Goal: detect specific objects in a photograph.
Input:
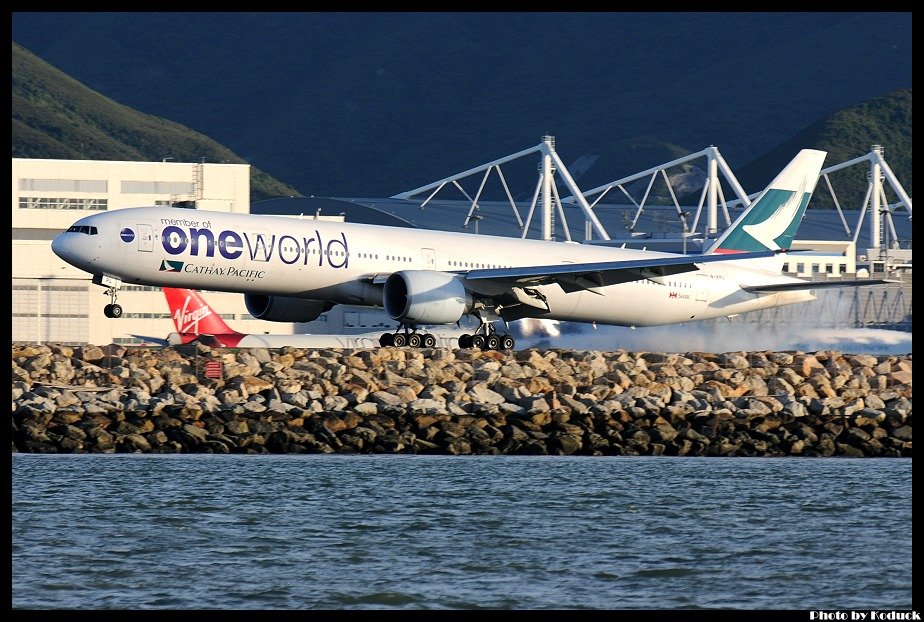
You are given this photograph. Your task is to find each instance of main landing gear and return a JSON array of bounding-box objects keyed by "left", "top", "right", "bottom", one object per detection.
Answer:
[
  {"left": 379, "top": 327, "right": 438, "bottom": 348},
  {"left": 457, "top": 322, "right": 515, "bottom": 351},
  {"left": 378, "top": 317, "right": 516, "bottom": 350}
]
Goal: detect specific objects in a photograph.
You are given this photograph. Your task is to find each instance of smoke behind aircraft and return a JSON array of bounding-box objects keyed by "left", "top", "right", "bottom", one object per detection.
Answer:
[{"left": 510, "top": 319, "right": 911, "bottom": 355}]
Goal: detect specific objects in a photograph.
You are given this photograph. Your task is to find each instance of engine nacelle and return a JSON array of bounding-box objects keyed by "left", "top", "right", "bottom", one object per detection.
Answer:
[
  {"left": 244, "top": 294, "right": 332, "bottom": 322},
  {"left": 383, "top": 270, "right": 473, "bottom": 325}
]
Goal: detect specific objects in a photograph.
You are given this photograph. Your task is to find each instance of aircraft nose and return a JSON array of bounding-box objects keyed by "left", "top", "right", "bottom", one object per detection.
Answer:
[
  {"left": 52, "top": 230, "right": 92, "bottom": 269},
  {"left": 51, "top": 232, "right": 72, "bottom": 262}
]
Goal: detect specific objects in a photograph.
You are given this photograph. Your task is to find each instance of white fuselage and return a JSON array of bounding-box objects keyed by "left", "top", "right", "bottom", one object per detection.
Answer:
[{"left": 52, "top": 206, "right": 815, "bottom": 327}]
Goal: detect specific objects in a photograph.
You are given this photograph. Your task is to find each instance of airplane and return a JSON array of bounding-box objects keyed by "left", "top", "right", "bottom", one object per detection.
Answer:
[
  {"left": 51, "top": 149, "right": 894, "bottom": 350},
  {"left": 158, "top": 287, "right": 463, "bottom": 348}
]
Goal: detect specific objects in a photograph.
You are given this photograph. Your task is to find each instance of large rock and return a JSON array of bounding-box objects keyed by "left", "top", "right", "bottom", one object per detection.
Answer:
[{"left": 467, "top": 384, "right": 506, "bottom": 405}]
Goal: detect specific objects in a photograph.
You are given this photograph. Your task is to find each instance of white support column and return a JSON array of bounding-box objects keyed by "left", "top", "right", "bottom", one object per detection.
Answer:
[
  {"left": 541, "top": 137, "right": 554, "bottom": 241},
  {"left": 707, "top": 152, "right": 719, "bottom": 234},
  {"left": 870, "top": 145, "right": 882, "bottom": 251}
]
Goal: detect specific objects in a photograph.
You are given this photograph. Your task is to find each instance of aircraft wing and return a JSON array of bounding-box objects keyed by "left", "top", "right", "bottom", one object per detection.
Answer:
[
  {"left": 741, "top": 278, "right": 900, "bottom": 293},
  {"left": 464, "top": 250, "right": 778, "bottom": 294}
]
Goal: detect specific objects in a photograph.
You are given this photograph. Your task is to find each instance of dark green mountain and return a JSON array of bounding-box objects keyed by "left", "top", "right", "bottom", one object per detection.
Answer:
[
  {"left": 11, "top": 42, "right": 301, "bottom": 202},
  {"left": 11, "top": 34, "right": 912, "bottom": 211},
  {"left": 734, "top": 89, "right": 912, "bottom": 207},
  {"left": 11, "top": 12, "right": 912, "bottom": 198}
]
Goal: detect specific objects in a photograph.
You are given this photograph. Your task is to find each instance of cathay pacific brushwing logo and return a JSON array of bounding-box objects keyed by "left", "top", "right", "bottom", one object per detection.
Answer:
[
  {"left": 741, "top": 177, "right": 809, "bottom": 251},
  {"left": 159, "top": 260, "right": 184, "bottom": 272}
]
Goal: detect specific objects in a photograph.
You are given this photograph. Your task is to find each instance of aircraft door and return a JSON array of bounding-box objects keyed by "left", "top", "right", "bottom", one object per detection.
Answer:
[
  {"left": 138, "top": 224, "right": 154, "bottom": 252},
  {"left": 421, "top": 248, "right": 436, "bottom": 270}
]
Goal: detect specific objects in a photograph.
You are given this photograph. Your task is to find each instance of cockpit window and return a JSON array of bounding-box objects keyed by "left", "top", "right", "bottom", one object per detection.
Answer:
[{"left": 66, "top": 225, "right": 98, "bottom": 235}]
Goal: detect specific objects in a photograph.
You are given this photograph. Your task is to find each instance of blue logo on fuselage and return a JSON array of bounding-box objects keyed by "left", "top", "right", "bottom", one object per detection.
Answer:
[
  {"left": 120, "top": 228, "right": 135, "bottom": 243},
  {"left": 160, "top": 223, "right": 349, "bottom": 269}
]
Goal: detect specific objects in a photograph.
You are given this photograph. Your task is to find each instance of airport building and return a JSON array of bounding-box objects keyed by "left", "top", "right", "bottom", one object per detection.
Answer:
[{"left": 13, "top": 158, "right": 263, "bottom": 345}]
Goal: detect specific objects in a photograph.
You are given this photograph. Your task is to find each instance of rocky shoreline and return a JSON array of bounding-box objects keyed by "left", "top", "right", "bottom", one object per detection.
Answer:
[{"left": 11, "top": 343, "right": 912, "bottom": 457}]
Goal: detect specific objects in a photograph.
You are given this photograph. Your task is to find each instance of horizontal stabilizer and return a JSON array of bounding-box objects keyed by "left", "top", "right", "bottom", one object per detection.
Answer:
[
  {"left": 129, "top": 334, "right": 170, "bottom": 346},
  {"left": 741, "top": 278, "right": 899, "bottom": 293}
]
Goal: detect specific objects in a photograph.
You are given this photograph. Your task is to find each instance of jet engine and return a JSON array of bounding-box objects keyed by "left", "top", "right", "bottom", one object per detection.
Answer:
[
  {"left": 383, "top": 270, "right": 474, "bottom": 325},
  {"left": 244, "top": 294, "right": 332, "bottom": 322}
]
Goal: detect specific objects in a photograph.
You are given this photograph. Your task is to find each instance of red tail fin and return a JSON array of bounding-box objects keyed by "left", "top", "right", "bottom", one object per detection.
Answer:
[{"left": 163, "top": 288, "right": 239, "bottom": 336}]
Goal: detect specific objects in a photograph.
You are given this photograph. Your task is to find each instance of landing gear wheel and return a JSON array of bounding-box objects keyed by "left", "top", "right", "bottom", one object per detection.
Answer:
[
  {"left": 501, "top": 335, "right": 516, "bottom": 350},
  {"left": 379, "top": 333, "right": 394, "bottom": 347},
  {"left": 392, "top": 333, "right": 407, "bottom": 347},
  {"left": 458, "top": 334, "right": 473, "bottom": 349},
  {"left": 102, "top": 285, "right": 123, "bottom": 319},
  {"left": 471, "top": 334, "right": 486, "bottom": 349},
  {"left": 486, "top": 335, "right": 501, "bottom": 350},
  {"left": 422, "top": 334, "right": 436, "bottom": 348},
  {"left": 104, "top": 303, "right": 123, "bottom": 318},
  {"left": 407, "top": 333, "right": 422, "bottom": 348}
]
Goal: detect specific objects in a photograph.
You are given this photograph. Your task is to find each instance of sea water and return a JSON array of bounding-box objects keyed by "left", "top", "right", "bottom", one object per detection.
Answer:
[{"left": 12, "top": 454, "right": 912, "bottom": 610}]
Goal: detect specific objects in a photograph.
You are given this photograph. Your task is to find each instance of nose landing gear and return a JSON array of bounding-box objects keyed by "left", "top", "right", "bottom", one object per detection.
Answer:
[
  {"left": 102, "top": 285, "right": 123, "bottom": 318},
  {"left": 93, "top": 275, "right": 124, "bottom": 318}
]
